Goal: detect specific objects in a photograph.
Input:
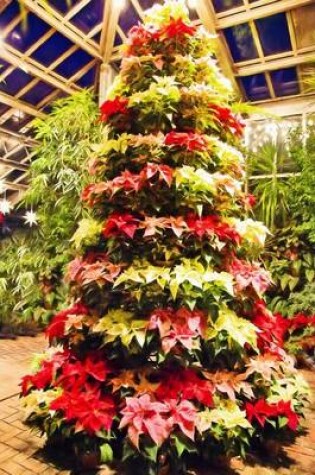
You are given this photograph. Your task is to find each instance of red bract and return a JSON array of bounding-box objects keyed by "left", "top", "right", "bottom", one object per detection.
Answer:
[
  {"left": 103, "top": 212, "right": 139, "bottom": 239},
  {"left": 45, "top": 302, "right": 89, "bottom": 342},
  {"left": 288, "top": 313, "right": 315, "bottom": 331},
  {"left": 252, "top": 300, "right": 290, "bottom": 353},
  {"left": 100, "top": 97, "right": 129, "bottom": 123},
  {"left": 156, "top": 368, "right": 214, "bottom": 407},
  {"left": 51, "top": 389, "right": 115, "bottom": 434},
  {"left": 164, "top": 131, "right": 208, "bottom": 151},
  {"left": 246, "top": 399, "right": 299, "bottom": 430},
  {"left": 57, "top": 354, "right": 111, "bottom": 391},
  {"left": 20, "top": 350, "right": 70, "bottom": 395},
  {"left": 128, "top": 24, "right": 158, "bottom": 47},
  {"left": 160, "top": 18, "right": 197, "bottom": 38},
  {"left": 186, "top": 213, "right": 240, "bottom": 243},
  {"left": 211, "top": 104, "right": 245, "bottom": 137}
]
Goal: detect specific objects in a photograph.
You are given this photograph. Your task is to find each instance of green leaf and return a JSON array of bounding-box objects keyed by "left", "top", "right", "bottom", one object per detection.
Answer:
[
  {"left": 100, "top": 443, "right": 113, "bottom": 463},
  {"left": 306, "top": 269, "right": 315, "bottom": 283},
  {"left": 144, "top": 444, "right": 158, "bottom": 462},
  {"left": 173, "top": 434, "right": 196, "bottom": 457}
]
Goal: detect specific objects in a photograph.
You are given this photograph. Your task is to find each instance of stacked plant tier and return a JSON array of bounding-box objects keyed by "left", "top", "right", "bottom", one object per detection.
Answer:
[{"left": 21, "top": 2, "right": 309, "bottom": 473}]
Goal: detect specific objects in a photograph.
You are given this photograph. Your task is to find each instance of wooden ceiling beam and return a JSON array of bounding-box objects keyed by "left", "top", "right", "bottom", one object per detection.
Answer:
[
  {"left": 216, "top": 0, "right": 314, "bottom": 29},
  {"left": 1, "top": 46, "right": 79, "bottom": 95},
  {"left": 0, "top": 158, "right": 28, "bottom": 172},
  {"left": 100, "top": 0, "right": 122, "bottom": 63},
  {"left": 251, "top": 93, "right": 315, "bottom": 116},
  {"left": 1, "top": 181, "right": 28, "bottom": 191},
  {"left": 0, "top": 126, "right": 37, "bottom": 145},
  {"left": 20, "top": 0, "right": 102, "bottom": 60},
  {"left": 0, "top": 91, "right": 46, "bottom": 118},
  {"left": 236, "top": 50, "right": 315, "bottom": 76}
]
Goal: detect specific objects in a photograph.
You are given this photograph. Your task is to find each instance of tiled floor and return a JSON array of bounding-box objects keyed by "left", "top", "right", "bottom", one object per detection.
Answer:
[{"left": 0, "top": 335, "right": 314, "bottom": 474}]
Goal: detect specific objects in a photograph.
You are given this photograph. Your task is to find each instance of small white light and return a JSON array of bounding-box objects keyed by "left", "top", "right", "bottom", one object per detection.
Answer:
[
  {"left": 0, "top": 199, "right": 12, "bottom": 215},
  {"left": 187, "top": 0, "right": 198, "bottom": 8},
  {"left": 116, "top": 0, "right": 127, "bottom": 10},
  {"left": 23, "top": 210, "right": 38, "bottom": 227}
]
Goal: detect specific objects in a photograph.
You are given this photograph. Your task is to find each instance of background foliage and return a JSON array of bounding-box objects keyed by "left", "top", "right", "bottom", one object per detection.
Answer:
[{"left": 0, "top": 90, "right": 101, "bottom": 329}]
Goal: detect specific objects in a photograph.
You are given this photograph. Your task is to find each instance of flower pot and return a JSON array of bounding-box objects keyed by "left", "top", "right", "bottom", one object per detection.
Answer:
[
  {"left": 76, "top": 449, "right": 100, "bottom": 470},
  {"left": 209, "top": 454, "right": 231, "bottom": 469},
  {"left": 260, "top": 438, "right": 281, "bottom": 458}
]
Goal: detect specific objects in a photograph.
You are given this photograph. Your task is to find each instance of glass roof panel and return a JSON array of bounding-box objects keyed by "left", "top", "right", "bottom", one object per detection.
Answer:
[
  {"left": 31, "top": 32, "right": 74, "bottom": 67},
  {"left": 1, "top": 114, "right": 33, "bottom": 133},
  {"left": 114, "top": 32, "right": 123, "bottom": 47},
  {"left": 76, "top": 66, "right": 97, "bottom": 88},
  {"left": 212, "top": 0, "right": 244, "bottom": 13},
  {"left": 239, "top": 73, "right": 270, "bottom": 101},
  {"left": 54, "top": 49, "right": 94, "bottom": 78},
  {"left": 223, "top": 23, "right": 258, "bottom": 62},
  {"left": 270, "top": 67, "right": 299, "bottom": 97},
  {"left": 71, "top": 0, "right": 105, "bottom": 34},
  {"left": 0, "top": 2, "right": 19, "bottom": 29},
  {"left": 119, "top": 1, "right": 141, "bottom": 35},
  {"left": 0, "top": 69, "right": 33, "bottom": 95},
  {"left": 5, "top": 14, "right": 50, "bottom": 53},
  {"left": 20, "top": 82, "right": 55, "bottom": 106},
  {"left": 47, "top": 0, "right": 82, "bottom": 15},
  {"left": 255, "top": 13, "right": 292, "bottom": 56}
]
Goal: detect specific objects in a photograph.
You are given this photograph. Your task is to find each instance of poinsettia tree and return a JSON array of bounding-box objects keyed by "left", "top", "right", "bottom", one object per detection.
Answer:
[{"left": 21, "top": 2, "right": 309, "bottom": 473}]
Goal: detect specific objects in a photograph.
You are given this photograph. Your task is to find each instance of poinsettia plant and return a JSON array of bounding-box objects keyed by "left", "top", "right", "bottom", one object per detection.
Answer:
[{"left": 21, "top": 2, "right": 309, "bottom": 473}]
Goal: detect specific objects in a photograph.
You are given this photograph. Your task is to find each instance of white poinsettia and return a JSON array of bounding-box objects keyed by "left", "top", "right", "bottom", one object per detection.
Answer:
[{"left": 197, "top": 400, "right": 252, "bottom": 433}]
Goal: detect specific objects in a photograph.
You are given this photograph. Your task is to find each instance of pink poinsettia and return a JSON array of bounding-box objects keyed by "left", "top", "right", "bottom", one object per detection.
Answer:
[
  {"left": 228, "top": 258, "right": 271, "bottom": 295},
  {"left": 148, "top": 307, "right": 207, "bottom": 354},
  {"left": 165, "top": 399, "right": 196, "bottom": 440},
  {"left": 164, "top": 131, "right": 208, "bottom": 151},
  {"left": 119, "top": 394, "right": 171, "bottom": 448}
]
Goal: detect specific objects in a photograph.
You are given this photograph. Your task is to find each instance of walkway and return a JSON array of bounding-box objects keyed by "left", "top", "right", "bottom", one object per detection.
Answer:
[{"left": 0, "top": 335, "right": 314, "bottom": 474}]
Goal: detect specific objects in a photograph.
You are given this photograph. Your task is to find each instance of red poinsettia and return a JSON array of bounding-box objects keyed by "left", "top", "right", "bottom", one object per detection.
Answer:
[
  {"left": 251, "top": 300, "right": 290, "bottom": 353},
  {"left": 164, "top": 131, "right": 208, "bottom": 152},
  {"left": 287, "top": 313, "right": 315, "bottom": 331},
  {"left": 119, "top": 394, "right": 171, "bottom": 448},
  {"left": 45, "top": 302, "right": 89, "bottom": 342},
  {"left": 211, "top": 104, "right": 245, "bottom": 137},
  {"left": 102, "top": 212, "right": 139, "bottom": 239},
  {"left": 246, "top": 399, "right": 299, "bottom": 430},
  {"left": 186, "top": 213, "right": 240, "bottom": 243},
  {"left": 20, "top": 350, "right": 70, "bottom": 395},
  {"left": 160, "top": 18, "right": 197, "bottom": 39},
  {"left": 51, "top": 388, "right": 116, "bottom": 434},
  {"left": 100, "top": 97, "right": 129, "bottom": 123},
  {"left": 156, "top": 368, "right": 214, "bottom": 407},
  {"left": 57, "top": 353, "right": 111, "bottom": 391}
]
